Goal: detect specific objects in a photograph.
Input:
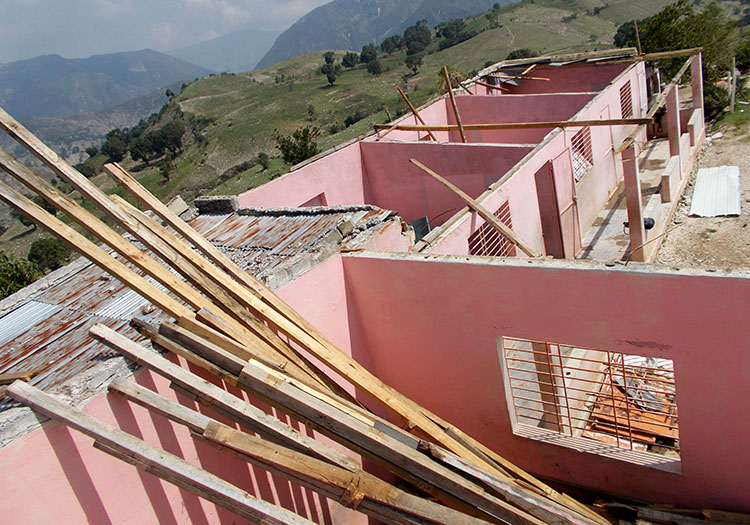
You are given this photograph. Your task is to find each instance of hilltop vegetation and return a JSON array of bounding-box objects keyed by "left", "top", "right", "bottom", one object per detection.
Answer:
[{"left": 2, "top": 0, "right": 746, "bottom": 274}]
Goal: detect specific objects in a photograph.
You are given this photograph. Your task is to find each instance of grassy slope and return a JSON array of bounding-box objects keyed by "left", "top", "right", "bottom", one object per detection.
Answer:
[{"left": 0, "top": 0, "right": 676, "bottom": 259}]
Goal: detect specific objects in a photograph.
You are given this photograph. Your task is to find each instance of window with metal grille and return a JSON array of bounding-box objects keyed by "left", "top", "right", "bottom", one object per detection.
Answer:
[
  {"left": 500, "top": 337, "right": 680, "bottom": 463},
  {"left": 620, "top": 81, "right": 633, "bottom": 118},
  {"left": 570, "top": 127, "right": 593, "bottom": 182},
  {"left": 468, "top": 201, "right": 517, "bottom": 257}
]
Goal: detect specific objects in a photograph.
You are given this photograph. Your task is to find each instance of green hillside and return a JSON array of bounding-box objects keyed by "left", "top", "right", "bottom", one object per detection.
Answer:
[
  {"left": 0, "top": 0, "right": 684, "bottom": 260},
  {"left": 108, "top": 0, "right": 676, "bottom": 203}
]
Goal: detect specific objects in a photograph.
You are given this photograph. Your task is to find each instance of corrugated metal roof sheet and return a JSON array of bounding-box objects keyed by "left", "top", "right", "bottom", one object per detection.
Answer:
[
  {"left": 0, "top": 301, "right": 61, "bottom": 347},
  {"left": 689, "top": 166, "right": 742, "bottom": 217},
  {"left": 0, "top": 205, "right": 393, "bottom": 402}
]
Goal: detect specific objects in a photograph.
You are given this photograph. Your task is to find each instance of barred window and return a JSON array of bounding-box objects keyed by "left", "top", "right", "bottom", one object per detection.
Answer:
[
  {"left": 570, "top": 127, "right": 593, "bottom": 182},
  {"left": 620, "top": 81, "right": 633, "bottom": 118},
  {"left": 468, "top": 201, "right": 517, "bottom": 257}
]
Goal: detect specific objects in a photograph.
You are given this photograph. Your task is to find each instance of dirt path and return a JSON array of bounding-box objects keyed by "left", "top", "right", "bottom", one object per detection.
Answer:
[{"left": 655, "top": 123, "right": 750, "bottom": 269}]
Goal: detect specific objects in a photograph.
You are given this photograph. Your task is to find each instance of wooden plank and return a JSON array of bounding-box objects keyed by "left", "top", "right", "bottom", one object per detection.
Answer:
[
  {"left": 89, "top": 323, "right": 359, "bottom": 470},
  {"left": 398, "top": 87, "right": 438, "bottom": 141},
  {"left": 204, "top": 422, "right": 488, "bottom": 525},
  {"left": 108, "top": 380, "right": 438, "bottom": 525},
  {"left": 374, "top": 118, "right": 651, "bottom": 132},
  {"left": 421, "top": 442, "right": 596, "bottom": 525},
  {"left": 109, "top": 195, "right": 336, "bottom": 393},
  {"left": 410, "top": 159, "right": 540, "bottom": 258},
  {"left": 0, "top": 146, "right": 209, "bottom": 311},
  {"left": 472, "top": 80, "right": 509, "bottom": 92},
  {"left": 0, "top": 370, "right": 41, "bottom": 385},
  {"left": 6, "top": 380, "right": 311, "bottom": 525},
  {"left": 237, "top": 360, "right": 576, "bottom": 525},
  {"left": 97, "top": 163, "right": 559, "bottom": 493},
  {"left": 0, "top": 180, "right": 192, "bottom": 320},
  {"left": 443, "top": 66, "right": 468, "bottom": 143},
  {"left": 499, "top": 48, "right": 638, "bottom": 68}
]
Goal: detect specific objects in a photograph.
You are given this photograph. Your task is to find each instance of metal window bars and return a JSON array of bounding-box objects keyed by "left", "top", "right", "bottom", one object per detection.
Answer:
[
  {"left": 502, "top": 337, "right": 679, "bottom": 456},
  {"left": 468, "top": 200, "right": 517, "bottom": 257}
]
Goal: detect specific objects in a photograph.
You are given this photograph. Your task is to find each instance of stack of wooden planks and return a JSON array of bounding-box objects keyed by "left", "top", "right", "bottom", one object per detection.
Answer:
[{"left": 0, "top": 105, "right": 608, "bottom": 524}]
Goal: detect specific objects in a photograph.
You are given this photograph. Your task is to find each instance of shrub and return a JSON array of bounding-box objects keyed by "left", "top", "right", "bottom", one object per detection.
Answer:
[
  {"left": 0, "top": 253, "right": 40, "bottom": 299},
  {"left": 273, "top": 126, "right": 322, "bottom": 165},
  {"left": 28, "top": 236, "right": 71, "bottom": 272}
]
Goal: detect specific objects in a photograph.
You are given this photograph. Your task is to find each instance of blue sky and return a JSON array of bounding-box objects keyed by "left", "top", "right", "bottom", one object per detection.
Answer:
[{"left": 0, "top": 0, "right": 330, "bottom": 63}]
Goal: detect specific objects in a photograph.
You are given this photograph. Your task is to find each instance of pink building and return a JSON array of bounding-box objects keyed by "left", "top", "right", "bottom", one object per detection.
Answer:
[{"left": 1, "top": 48, "right": 748, "bottom": 523}]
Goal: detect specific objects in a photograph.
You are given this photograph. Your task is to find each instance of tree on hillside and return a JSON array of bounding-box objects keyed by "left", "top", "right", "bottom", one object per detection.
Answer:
[
  {"left": 85, "top": 146, "right": 98, "bottom": 158},
  {"left": 381, "top": 35, "right": 402, "bottom": 55},
  {"left": 0, "top": 253, "right": 40, "bottom": 299},
  {"left": 273, "top": 126, "right": 321, "bottom": 165},
  {"left": 405, "top": 53, "right": 423, "bottom": 74},
  {"left": 342, "top": 52, "right": 359, "bottom": 68},
  {"left": 613, "top": 0, "right": 732, "bottom": 118},
  {"left": 101, "top": 134, "right": 127, "bottom": 162},
  {"left": 321, "top": 61, "right": 342, "bottom": 85},
  {"left": 322, "top": 51, "right": 336, "bottom": 64},
  {"left": 360, "top": 44, "right": 377, "bottom": 63},
  {"left": 403, "top": 21, "right": 432, "bottom": 55},
  {"left": 367, "top": 59, "right": 383, "bottom": 76},
  {"left": 159, "top": 121, "right": 185, "bottom": 156}
]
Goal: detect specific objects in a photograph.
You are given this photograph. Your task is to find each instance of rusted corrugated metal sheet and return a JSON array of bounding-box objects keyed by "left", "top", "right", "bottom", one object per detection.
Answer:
[{"left": 0, "top": 205, "right": 392, "bottom": 402}]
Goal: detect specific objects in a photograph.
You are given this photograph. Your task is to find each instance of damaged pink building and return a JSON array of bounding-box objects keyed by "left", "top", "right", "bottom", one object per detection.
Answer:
[{"left": 0, "top": 47, "right": 748, "bottom": 523}]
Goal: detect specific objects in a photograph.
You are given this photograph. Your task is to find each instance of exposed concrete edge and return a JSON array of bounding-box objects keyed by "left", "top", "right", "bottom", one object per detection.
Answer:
[
  {"left": 343, "top": 249, "right": 750, "bottom": 279},
  {"left": 236, "top": 204, "right": 382, "bottom": 217}
]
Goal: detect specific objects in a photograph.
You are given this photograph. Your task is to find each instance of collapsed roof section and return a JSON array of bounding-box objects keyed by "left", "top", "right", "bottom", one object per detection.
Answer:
[{"left": 0, "top": 200, "right": 399, "bottom": 416}]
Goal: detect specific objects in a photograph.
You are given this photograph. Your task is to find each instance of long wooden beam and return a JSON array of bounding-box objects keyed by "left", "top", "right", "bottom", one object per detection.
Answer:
[
  {"left": 0, "top": 147, "right": 208, "bottom": 310},
  {"left": 6, "top": 381, "right": 311, "bottom": 525},
  {"left": 374, "top": 117, "right": 651, "bottom": 132},
  {"left": 443, "top": 66, "right": 468, "bottom": 143},
  {"left": 110, "top": 380, "right": 480, "bottom": 525},
  {"left": 615, "top": 54, "right": 696, "bottom": 154},
  {"left": 410, "top": 159, "right": 541, "bottom": 258},
  {"left": 0, "top": 180, "right": 192, "bottom": 319},
  {"left": 398, "top": 87, "right": 438, "bottom": 141}
]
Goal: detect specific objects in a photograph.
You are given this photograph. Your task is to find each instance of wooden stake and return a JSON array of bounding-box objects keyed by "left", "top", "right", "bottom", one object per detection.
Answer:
[
  {"left": 634, "top": 19, "right": 642, "bottom": 55},
  {"left": 616, "top": 54, "right": 695, "bottom": 154},
  {"left": 397, "top": 87, "right": 438, "bottom": 141},
  {"left": 410, "top": 158, "right": 541, "bottom": 257},
  {"left": 473, "top": 79, "right": 509, "bottom": 92},
  {"left": 443, "top": 66, "right": 468, "bottom": 143}
]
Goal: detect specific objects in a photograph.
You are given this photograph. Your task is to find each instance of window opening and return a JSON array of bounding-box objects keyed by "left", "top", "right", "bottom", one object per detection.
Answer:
[
  {"left": 501, "top": 337, "right": 679, "bottom": 459},
  {"left": 570, "top": 128, "right": 593, "bottom": 182},
  {"left": 468, "top": 201, "right": 516, "bottom": 257},
  {"left": 620, "top": 81, "right": 634, "bottom": 119}
]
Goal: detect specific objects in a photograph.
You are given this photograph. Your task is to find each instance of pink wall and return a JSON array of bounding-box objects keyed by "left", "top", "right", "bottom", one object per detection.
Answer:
[
  {"left": 0, "top": 256, "right": 373, "bottom": 525},
  {"left": 239, "top": 142, "right": 372, "bottom": 208},
  {"left": 426, "top": 63, "right": 645, "bottom": 258},
  {"left": 342, "top": 253, "right": 750, "bottom": 512},
  {"left": 503, "top": 63, "right": 631, "bottom": 94},
  {"left": 360, "top": 141, "right": 532, "bottom": 225},
  {"left": 380, "top": 99, "right": 451, "bottom": 143},
  {"left": 452, "top": 94, "right": 595, "bottom": 144}
]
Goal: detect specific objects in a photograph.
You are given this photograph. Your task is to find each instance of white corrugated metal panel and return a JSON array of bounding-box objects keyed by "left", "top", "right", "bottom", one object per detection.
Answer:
[
  {"left": 689, "top": 166, "right": 742, "bottom": 217},
  {"left": 93, "top": 275, "right": 169, "bottom": 320},
  {"left": 0, "top": 301, "right": 61, "bottom": 346}
]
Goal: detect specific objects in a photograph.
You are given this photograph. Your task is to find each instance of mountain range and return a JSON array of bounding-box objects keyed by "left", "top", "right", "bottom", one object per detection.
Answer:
[
  {"left": 256, "top": 0, "right": 516, "bottom": 69},
  {"left": 0, "top": 49, "right": 210, "bottom": 119},
  {"left": 169, "top": 28, "right": 282, "bottom": 73}
]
